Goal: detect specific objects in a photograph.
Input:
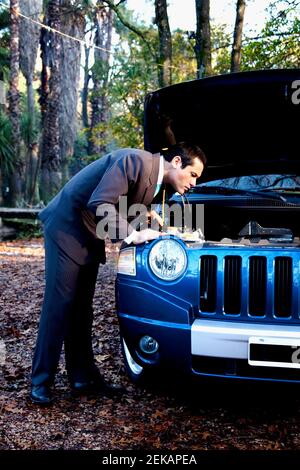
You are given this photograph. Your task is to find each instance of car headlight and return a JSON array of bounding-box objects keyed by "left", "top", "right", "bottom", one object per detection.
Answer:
[
  {"left": 149, "top": 239, "right": 187, "bottom": 281},
  {"left": 117, "top": 247, "right": 136, "bottom": 276}
]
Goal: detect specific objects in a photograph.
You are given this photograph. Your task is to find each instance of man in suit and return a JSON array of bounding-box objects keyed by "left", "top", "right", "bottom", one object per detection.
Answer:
[{"left": 31, "top": 143, "right": 206, "bottom": 405}]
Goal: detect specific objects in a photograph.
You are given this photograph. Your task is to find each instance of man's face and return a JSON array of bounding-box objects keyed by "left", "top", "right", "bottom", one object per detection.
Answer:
[{"left": 169, "top": 156, "right": 204, "bottom": 195}]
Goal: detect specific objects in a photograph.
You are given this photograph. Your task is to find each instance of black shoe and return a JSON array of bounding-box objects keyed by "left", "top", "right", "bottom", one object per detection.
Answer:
[
  {"left": 30, "top": 384, "right": 53, "bottom": 405},
  {"left": 71, "top": 379, "right": 125, "bottom": 398}
]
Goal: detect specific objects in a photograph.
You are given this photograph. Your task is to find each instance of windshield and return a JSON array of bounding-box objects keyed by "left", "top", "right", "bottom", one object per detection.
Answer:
[{"left": 193, "top": 175, "right": 300, "bottom": 192}]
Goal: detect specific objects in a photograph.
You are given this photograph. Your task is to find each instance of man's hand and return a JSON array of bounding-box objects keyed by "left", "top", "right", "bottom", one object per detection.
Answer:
[
  {"left": 148, "top": 210, "right": 164, "bottom": 228},
  {"left": 132, "top": 228, "right": 166, "bottom": 245}
]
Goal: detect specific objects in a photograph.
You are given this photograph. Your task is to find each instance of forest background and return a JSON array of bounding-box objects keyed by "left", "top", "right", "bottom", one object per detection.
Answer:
[{"left": 0, "top": 0, "right": 299, "bottom": 208}]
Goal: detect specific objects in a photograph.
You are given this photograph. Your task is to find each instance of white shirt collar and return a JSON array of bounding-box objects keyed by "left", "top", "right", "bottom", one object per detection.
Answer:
[{"left": 153, "top": 155, "right": 164, "bottom": 197}]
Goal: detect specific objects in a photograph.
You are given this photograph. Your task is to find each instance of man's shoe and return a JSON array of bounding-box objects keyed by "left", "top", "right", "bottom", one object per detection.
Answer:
[
  {"left": 71, "top": 379, "right": 125, "bottom": 398},
  {"left": 30, "top": 385, "right": 53, "bottom": 405}
]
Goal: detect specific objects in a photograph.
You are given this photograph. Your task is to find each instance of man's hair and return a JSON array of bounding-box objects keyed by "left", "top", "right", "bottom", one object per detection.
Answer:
[{"left": 161, "top": 142, "right": 207, "bottom": 169}]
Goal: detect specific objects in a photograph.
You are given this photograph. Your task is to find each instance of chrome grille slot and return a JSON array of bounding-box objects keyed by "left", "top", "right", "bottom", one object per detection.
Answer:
[
  {"left": 224, "top": 256, "right": 241, "bottom": 314},
  {"left": 200, "top": 255, "right": 217, "bottom": 312},
  {"left": 274, "top": 257, "right": 293, "bottom": 317},
  {"left": 249, "top": 256, "right": 267, "bottom": 316}
]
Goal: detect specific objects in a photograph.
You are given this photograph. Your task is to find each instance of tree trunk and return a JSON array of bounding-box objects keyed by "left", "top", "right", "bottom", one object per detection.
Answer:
[
  {"left": 40, "top": 0, "right": 62, "bottom": 203},
  {"left": 231, "top": 0, "right": 246, "bottom": 73},
  {"left": 82, "top": 43, "right": 91, "bottom": 129},
  {"left": 8, "top": 0, "right": 22, "bottom": 206},
  {"left": 88, "top": 2, "right": 113, "bottom": 156},
  {"left": 26, "top": 79, "right": 39, "bottom": 204},
  {"left": 194, "top": 0, "right": 212, "bottom": 78},
  {"left": 19, "top": 0, "right": 42, "bottom": 205},
  {"left": 39, "top": 26, "right": 50, "bottom": 128},
  {"left": 59, "top": 1, "right": 85, "bottom": 184},
  {"left": 154, "top": 0, "right": 172, "bottom": 87},
  {"left": 28, "top": 142, "right": 39, "bottom": 204}
]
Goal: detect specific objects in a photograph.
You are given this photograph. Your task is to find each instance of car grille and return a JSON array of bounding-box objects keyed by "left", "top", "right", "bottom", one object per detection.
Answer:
[{"left": 199, "top": 251, "right": 299, "bottom": 321}]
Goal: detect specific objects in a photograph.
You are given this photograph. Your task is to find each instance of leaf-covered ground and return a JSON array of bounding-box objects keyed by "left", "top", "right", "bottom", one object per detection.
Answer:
[{"left": 1, "top": 238, "right": 300, "bottom": 450}]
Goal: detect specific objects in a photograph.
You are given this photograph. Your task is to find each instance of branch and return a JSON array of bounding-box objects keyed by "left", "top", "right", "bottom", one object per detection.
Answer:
[
  {"left": 102, "top": 0, "right": 157, "bottom": 60},
  {"left": 211, "top": 30, "right": 300, "bottom": 52}
]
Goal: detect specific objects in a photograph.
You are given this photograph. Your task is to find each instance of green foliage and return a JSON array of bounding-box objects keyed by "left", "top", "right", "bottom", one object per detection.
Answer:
[
  {"left": 105, "top": 6, "right": 210, "bottom": 149},
  {"left": 77, "top": 0, "right": 97, "bottom": 13},
  {"left": 109, "top": 112, "right": 143, "bottom": 148},
  {"left": 91, "top": 57, "right": 110, "bottom": 83},
  {"left": 171, "top": 30, "right": 197, "bottom": 82},
  {"left": 0, "top": 110, "right": 14, "bottom": 175},
  {"left": 0, "top": 4, "right": 10, "bottom": 78},
  {"left": 99, "top": 12, "right": 235, "bottom": 149},
  {"left": 104, "top": 22, "right": 158, "bottom": 148},
  {"left": 187, "top": 24, "right": 232, "bottom": 76},
  {"left": 0, "top": 2, "right": 9, "bottom": 30},
  {"left": 4, "top": 218, "right": 43, "bottom": 239},
  {"left": 211, "top": 25, "right": 232, "bottom": 75},
  {"left": 0, "top": 30, "right": 9, "bottom": 50},
  {"left": 19, "top": 89, "right": 41, "bottom": 134},
  {"left": 241, "top": 1, "right": 300, "bottom": 70},
  {"left": 21, "top": 111, "right": 40, "bottom": 148},
  {"left": 0, "top": 46, "right": 9, "bottom": 67},
  {"left": 68, "top": 131, "right": 91, "bottom": 175}
]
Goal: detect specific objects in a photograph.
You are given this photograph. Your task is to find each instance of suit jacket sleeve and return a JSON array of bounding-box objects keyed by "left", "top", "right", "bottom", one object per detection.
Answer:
[{"left": 87, "top": 152, "right": 148, "bottom": 241}]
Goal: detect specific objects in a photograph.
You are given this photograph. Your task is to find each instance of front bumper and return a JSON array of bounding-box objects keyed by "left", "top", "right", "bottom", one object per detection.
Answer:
[
  {"left": 118, "top": 311, "right": 300, "bottom": 382},
  {"left": 116, "top": 278, "right": 194, "bottom": 372},
  {"left": 117, "top": 312, "right": 191, "bottom": 371},
  {"left": 192, "top": 319, "right": 300, "bottom": 359},
  {"left": 192, "top": 320, "right": 300, "bottom": 382}
]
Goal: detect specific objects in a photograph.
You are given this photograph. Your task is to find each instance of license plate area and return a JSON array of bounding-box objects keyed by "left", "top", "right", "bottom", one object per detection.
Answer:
[{"left": 248, "top": 336, "right": 300, "bottom": 369}]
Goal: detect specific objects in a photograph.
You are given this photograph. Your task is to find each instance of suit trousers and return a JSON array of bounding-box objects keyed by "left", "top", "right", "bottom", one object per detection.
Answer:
[{"left": 31, "top": 232, "right": 100, "bottom": 387}]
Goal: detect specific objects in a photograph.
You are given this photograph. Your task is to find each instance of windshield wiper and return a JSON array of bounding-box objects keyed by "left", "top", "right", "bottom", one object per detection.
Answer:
[{"left": 191, "top": 186, "right": 289, "bottom": 203}]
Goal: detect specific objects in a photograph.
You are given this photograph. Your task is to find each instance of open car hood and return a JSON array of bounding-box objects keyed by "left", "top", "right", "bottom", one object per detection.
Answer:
[{"left": 144, "top": 69, "right": 300, "bottom": 182}]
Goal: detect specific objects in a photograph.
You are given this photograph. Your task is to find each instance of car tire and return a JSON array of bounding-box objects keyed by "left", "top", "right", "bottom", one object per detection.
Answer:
[{"left": 121, "top": 336, "right": 148, "bottom": 385}]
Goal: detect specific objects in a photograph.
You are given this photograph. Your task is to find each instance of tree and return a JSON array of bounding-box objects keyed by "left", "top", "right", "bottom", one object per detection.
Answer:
[
  {"left": 0, "top": 2, "right": 11, "bottom": 205},
  {"left": 211, "top": 24, "right": 232, "bottom": 74},
  {"left": 194, "top": 0, "right": 212, "bottom": 78},
  {"left": 88, "top": 1, "right": 114, "bottom": 156},
  {"left": 172, "top": 29, "right": 198, "bottom": 82},
  {"left": 103, "top": 0, "right": 168, "bottom": 87},
  {"left": 8, "top": 0, "right": 21, "bottom": 206},
  {"left": 154, "top": 0, "right": 172, "bottom": 87},
  {"left": 19, "top": 0, "right": 42, "bottom": 204},
  {"left": 0, "top": 111, "right": 13, "bottom": 206},
  {"left": 59, "top": 0, "right": 85, "bottom": 181},
  {"left": 231, "top": 0, "right": 246, "bottom": 72},
  {"left": 241, "top": 0, "right": 300, "bottom": 69},
  {"left": 82, "top": 41, "right": 92, "bottom": 130},
  {"left": 40, "top": 0, "right": 61, "bottom": 203},
  {"left": 106, "top": 18, "right": 158, "bottom": 149},
  {"left": 0, "top": 3, "right": 10, "bottom": 79}
]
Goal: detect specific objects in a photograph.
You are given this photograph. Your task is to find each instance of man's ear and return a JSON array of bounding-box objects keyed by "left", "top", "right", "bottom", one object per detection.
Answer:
[{"left": 171, "top": 155, "right": 182, "bottom": 168}]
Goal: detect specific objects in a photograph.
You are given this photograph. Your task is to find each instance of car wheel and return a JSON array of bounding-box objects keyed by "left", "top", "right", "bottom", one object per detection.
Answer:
[{"left": 121, "top": 337, "right": 147, "bottom": 385}]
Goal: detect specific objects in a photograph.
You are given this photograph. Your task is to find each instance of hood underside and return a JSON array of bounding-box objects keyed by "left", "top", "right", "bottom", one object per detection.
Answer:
[{"left": 144, "top": 69, "right": 300, "bottom": 182}]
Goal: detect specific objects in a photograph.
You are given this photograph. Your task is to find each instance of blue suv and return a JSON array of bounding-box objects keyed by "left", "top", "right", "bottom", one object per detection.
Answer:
[{"left": 116, "top": 69, "right": 300, "bottom": 384}]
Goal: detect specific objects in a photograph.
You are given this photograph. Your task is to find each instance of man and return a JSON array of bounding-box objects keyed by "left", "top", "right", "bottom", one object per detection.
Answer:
[{"left": 31, "top": 143, "right": 206, "bottom": 405}]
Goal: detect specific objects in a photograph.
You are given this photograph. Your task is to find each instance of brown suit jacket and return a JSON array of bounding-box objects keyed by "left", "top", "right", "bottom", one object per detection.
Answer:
[{"left": 39, "top": 149, "right": 160, "bottom": 265}]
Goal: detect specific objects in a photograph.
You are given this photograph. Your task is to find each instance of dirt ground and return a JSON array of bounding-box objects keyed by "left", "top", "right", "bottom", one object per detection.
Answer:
[{"left": 1, "top": 238, "right": 300, "bottom": 451}]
